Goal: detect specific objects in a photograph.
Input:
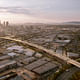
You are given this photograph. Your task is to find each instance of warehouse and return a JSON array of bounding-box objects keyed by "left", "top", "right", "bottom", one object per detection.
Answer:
[{"left": 0, "top": 60, "right": 17, "bottom": 73}]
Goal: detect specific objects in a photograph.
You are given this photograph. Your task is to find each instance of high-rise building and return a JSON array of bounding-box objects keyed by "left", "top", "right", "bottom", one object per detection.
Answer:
[
  {"left": 3, "top": 21, "right": 5, "bottom": 26},
  {"left": 0, "top": 20, "right": 2, "bottom": 25},
  {"left": 0, "top": 21, "right": 1, "bottom": 25},
  {"left": 6, "top": 21, "right": 9, "bottom": 26},
  {"left": 3, "top": 21, "right": 9, "bottom": 26}
]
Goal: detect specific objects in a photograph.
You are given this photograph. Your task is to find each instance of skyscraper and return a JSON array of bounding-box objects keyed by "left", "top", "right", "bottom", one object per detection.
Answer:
[
  {"left": 3, "top": 21, "right": 5, "bottom": 26},
  {"left": 6, "top": 21, "right": 9, "bottom": 26},
  {"left": 0, "top": 20, "right": 1, "bottom": 25}
]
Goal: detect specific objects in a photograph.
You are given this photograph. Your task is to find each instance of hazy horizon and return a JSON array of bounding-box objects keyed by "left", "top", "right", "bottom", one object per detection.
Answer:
[{"left": 0, "top": 0, "right": 80, "bottom": 24}]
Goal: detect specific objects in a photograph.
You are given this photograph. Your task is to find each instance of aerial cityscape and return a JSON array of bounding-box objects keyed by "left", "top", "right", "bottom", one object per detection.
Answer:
[{"left": 0, "top": 0, "right": 80, "bottom": 80}]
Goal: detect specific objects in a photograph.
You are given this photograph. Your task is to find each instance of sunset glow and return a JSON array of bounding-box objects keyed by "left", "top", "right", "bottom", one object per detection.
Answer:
[{"left": 0, "top": 0, "right": 80, "bottom": 23}]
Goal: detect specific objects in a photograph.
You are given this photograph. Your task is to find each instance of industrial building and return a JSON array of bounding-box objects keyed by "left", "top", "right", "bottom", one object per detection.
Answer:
[{"left": 0, "top": 38, "right": 60, "bottom": 80}]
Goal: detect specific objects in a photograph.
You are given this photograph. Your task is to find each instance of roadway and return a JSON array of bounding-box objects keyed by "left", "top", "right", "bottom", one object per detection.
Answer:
[
  {"left": 56, "top": 67, "right": 80, "bottom": 80},
  {"left": 0, "top": 37, "right": 80, "bottom": 68}
]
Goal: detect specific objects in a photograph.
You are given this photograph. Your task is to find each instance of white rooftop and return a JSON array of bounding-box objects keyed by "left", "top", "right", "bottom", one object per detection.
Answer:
[
  {"left": 55, "top": 40, "right": 71, "bottom": 43},
  {"left": 7, "top": 45, "right": 24, "bottom": 53},
  {"left": 8, "top": 52, "right": 19, "bottom": 57},
  {"left": 35, "top": 52, "right": 43, "bottom": 58},
  {"left": 24, "top": 49, "right": 35, "bottom": 56}
]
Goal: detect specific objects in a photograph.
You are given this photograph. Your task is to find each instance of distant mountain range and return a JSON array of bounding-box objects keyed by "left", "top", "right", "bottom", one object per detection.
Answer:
[
  {"left": 23, "top": 21, "right": 80, "bottom": 25},
  {"left": 63, "top": 21, "right": 80, "bottom": 25}
]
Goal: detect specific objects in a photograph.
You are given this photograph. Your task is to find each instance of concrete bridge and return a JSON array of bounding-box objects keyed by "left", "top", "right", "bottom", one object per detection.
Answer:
[{"left": 0, "top": 37, "right": 80, "bottom": 68}]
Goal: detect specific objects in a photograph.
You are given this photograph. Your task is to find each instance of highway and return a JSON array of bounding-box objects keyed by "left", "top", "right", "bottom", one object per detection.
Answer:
[
  {"left": 56, "top": 67, "right": 80, "bottom": 80},
  {"left": 0, "top": 37, "right": 80, "bottom": 68}
]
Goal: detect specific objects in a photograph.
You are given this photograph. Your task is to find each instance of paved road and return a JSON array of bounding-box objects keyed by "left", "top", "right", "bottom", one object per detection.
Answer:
[
  {"left": 56, "top": 67, "right": 80, "bottom": 80},
  {"left": 0, "top": 37, "right": 80, "bottom": 68}
]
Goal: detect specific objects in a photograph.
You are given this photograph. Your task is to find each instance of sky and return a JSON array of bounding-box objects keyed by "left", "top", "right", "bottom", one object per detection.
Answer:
[{"left": 0, "top": 0, "right": 80, "bottom": 24}]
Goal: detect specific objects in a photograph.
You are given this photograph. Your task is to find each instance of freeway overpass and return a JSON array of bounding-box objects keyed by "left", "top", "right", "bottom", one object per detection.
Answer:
[{"left": 0, "top": 37, "right": 80, "bottom": 68}]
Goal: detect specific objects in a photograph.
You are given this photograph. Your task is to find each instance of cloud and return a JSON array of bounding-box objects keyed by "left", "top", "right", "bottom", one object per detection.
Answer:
[
  {"left": 0, "top": 7, "right": 32, "bottom": 15},
  {"left": 0, "top": 6, "right": 50, "bottom": 19}
]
